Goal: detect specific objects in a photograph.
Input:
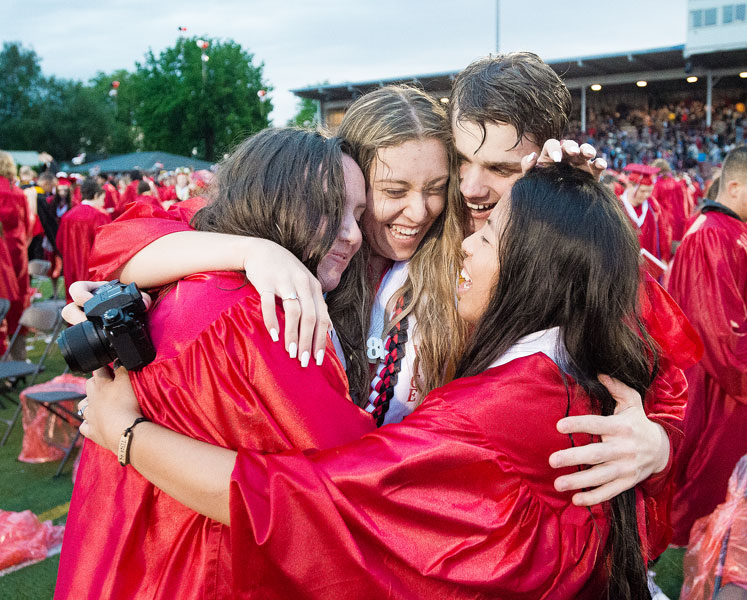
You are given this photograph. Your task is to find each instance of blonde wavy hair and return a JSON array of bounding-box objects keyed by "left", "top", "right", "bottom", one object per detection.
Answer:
[
  {"left": 0, "top": 152, "right": 17, "bottom": 181},
  {"left": 338, "top": 86, "right": 468, "bottom": 399}
]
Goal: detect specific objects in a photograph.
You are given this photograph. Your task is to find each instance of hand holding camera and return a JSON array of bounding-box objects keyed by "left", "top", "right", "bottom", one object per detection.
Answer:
[{"left": 58, "top": 280, "right": 156, "bottom": 373}]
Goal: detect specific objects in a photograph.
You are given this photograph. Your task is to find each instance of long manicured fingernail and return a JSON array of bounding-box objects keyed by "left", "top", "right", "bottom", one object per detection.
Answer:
[
  {"left": 551, "top": 150, "right": 562, "bottom": 162},
  {"left": 315, "top": 350, "right": 324, "bottom": 366},
  {"left": 288, "top": 342, "right": 297, "bottom": 359},
  {"left": 270, "top": 328, "right": 279, "bottom": 342},
  {"left": 300, "top": 351, "right": 310, "bottom": 368},
  {"left": 597, "top": 158, "right": 607, "bottom": 169},
  {"left": 527, "top": 152, "right": 537, "bottom": 162}
]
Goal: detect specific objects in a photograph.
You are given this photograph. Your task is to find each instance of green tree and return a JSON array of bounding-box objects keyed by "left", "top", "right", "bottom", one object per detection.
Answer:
[
  {"left": 288, "top": 97, "right": 319, "bottom": 128},
  {"left": 0, "top": 42, "right": 116, "bottom": 160},
  {"left": 0, "top": 42, "right": 45, "bottom": 150},
  {"left": 132, "top": 36, "right": 272, "bottom": 161},
  {"left": 38, "top": 77, "right": 116, "bottom": 160},
  {"left": 89, "top": 70, "right": 140, "bottom": 154}
]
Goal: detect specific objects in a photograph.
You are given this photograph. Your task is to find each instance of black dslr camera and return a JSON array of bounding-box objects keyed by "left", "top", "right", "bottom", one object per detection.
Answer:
[{"left": 58, "top": 280, "right": 156, "bottom": 373}]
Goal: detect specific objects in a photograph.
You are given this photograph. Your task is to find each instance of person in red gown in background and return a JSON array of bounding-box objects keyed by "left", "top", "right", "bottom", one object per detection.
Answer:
[
  {"left": 0, "top": 232, "right": 20, "bottom": 354},
  {"left": 0, "top": 152, "right": 30, "bottom": 357},
  {"left": 95, "top": 172, "right": 120, "bottom": 217},
  {"left": 56, "top": 179, "right": 111, "bottom": 304},
  {"left": 620, "top": 163, "right": 673, "bottom": 263},
  {"left": 77, "top": 165, "right": 678, "bottom": 600},
  {"left": 132, "top": 179, "right": 163, "bottom": 211},
  {"left": 667, "top": 145, "right": 747, "bottom": 546},
  {"left": 55, "top": 129, "right": 374, "bottom": 600},
  {"left": 652, "top": 158, "right": 693, "bottom": 247},
  {"left": 113, "top": 170, "right": 142, "bottom": 218},
  {"left": 156, "top": 171, "right": 177, "bottom": 204}
]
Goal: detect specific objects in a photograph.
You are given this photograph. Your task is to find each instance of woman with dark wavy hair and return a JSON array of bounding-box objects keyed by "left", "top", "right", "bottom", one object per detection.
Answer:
[
  {"left": 56, "top": 128, "right": 376, "bottom": 600},
  {"left": 77, "top": 164, "right": 663, "bottom": 599}
]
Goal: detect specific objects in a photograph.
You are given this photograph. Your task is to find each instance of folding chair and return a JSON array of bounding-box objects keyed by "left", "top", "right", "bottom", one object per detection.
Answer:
[
  {"left": 23, "top": 373, "right": 86, "bottom": 477},
  {"left": 28, "top": 259, "right": 56, "bottom": 299},
  {"left": 0, "top": 299, "right": 67, "bottom": 445}
]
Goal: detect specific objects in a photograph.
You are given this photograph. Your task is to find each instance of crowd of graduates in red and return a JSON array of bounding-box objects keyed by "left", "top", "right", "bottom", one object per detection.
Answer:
[
  {"left": 601, "top": 156, "right": 747, "bottom": 559},
  {"left": 0, "top": 157, "right": 213, "bottom": 345}
]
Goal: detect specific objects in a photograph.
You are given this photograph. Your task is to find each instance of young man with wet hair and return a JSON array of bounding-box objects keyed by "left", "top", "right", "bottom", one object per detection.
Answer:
[
  {"left": 446, "top": 57, "right": 693, "bottom": 559},
  {"left": 450, "top": 52, "right": 605, "bottom": 233}
]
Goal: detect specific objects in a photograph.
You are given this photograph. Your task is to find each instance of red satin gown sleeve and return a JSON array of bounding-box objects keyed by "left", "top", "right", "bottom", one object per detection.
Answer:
[
  {"left": 55, "top": 272, "right": 375, "bottom": 600},
  {"left": 88, "top": 197, "right": 205, "bottom": 280},
  {"left": 666, "top": 211, "right": 747, "bottom": 545},
  {"left": 634, "top": 273, "right": 701, "bottom": 555},
  {"left": 56, "top": 205, "right": 111, "bottom": 302},
  {"left": 229, "top": 355, "right": 642, "bottom": 600}
]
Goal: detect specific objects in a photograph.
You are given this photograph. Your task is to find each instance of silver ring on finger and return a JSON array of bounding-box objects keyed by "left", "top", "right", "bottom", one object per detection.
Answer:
[{"left": 281, "top": 293, "right": 298, "bottom": 302}]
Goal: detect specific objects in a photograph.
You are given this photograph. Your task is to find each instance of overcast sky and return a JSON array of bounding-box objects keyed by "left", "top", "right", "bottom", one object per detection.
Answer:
[{"left": 3, "top": 0, "right": 687, "bottom": 125}]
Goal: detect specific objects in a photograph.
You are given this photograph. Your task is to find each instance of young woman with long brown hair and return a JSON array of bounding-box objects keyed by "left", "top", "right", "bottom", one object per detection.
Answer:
[
  {"left": 56, "top": 128, "right": 378, "bottom": 600},
  {"left": 77, "top": 165, "right": 663, "bottom": 599},
  {"left": 86, "top": 85, "right": 468, "bottom": 416}
]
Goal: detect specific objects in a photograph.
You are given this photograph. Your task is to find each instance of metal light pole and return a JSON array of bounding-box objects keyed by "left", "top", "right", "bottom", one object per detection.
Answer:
[{"left": 495, "top": 0, "right": 500, "bottom": 53}]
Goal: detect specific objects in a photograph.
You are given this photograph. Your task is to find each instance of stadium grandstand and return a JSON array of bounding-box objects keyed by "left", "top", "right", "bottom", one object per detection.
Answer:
[{"left": 292, "top": 0, "right": 746, "bottom": 174}]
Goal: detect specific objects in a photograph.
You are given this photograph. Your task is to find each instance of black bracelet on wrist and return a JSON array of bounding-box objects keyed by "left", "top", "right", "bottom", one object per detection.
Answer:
[{"left": 117, "top": 416, "right": 150, "bottom": 467}]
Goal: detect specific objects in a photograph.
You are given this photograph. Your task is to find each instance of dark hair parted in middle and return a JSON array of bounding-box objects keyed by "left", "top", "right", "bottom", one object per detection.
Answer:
[
  {"left": 456, "top": 163, "right": 657, "bottom": 600},
  {"left": 450, "top": 52, "right": 572, "bottom": 148},
  {"left": 191, "top": 127, "right": 345, "bottom": 275}
]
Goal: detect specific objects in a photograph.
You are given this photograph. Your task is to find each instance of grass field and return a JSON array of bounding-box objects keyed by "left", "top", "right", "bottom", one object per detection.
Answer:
[{"left": 0, "top": 281, "right": 688, "bottom": 598}]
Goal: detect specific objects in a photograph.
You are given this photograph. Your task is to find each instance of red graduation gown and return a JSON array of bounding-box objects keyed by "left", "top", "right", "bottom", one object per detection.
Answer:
[
  {"left": 112, "top": 180, "right": 140, "bottom": 219},
  {"left": 55, "top": 272, "right": 375, "bottom": 600},
  {"left": 0, "top": 236, "right": 20, "bottom": 352},
  {"left": 158, "top": 184, "right": 177, "bottom": 202},
  {"left": 102, "top": 182, "right": 120, "bottom": 214},
  {"left": 85, "top": 201, "right": 697, "bottom": 561},
  {"left": 229, "top": 353, "right": 677, "bottom": 599},
  {"left": 133, "top": 193, "right": 163, "bottom": 211},
  {"left": 653, "top": 175, "right": 692, "bottom": 243},
  {"left": 666, "top": 209, "right": 747, "bottom": 545},
  {"left": 56, "top": 204, "right": 112, "bottom": 303},
  {"left": 88, "top": 199, "right": 203, "bottom": 280},
  {"left": 0, "top": 176, "right": 30, "bottom": 335},
  {"left": 638, "top": 197, "right": 673, "bottom": 263}
]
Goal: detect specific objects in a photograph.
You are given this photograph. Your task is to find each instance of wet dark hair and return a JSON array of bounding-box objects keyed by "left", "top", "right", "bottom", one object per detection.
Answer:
[
  {"left": 192, "top": 127, "right": 345, "bottom": 276},
  {"left": 80, "top": 178, "right": 102, "bottom": 200},
  {"left": 450, "top": 52, "right": 571, "bottom": 149},
  {"left": 456, "top": 164, "right": 656, "bottom": 600}
]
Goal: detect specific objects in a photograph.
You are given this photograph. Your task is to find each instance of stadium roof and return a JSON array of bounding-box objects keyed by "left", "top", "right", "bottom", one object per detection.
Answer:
[
  {"left": 291, "top": 44, "right": 747, "bottom": 100},
  {"left": 70, "top": 151, "right": 214, "bottom": 174}
]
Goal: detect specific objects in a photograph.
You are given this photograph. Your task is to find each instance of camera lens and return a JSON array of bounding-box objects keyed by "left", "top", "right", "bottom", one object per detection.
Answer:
[{"left": 58, "top": 321, "right": 117, "bottom": 373}]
